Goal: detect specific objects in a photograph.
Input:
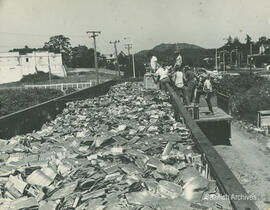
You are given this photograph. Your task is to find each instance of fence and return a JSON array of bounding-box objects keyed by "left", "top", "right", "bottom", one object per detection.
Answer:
[
  {"left": 216, "top": 92, "right": 231, "bottom": 114},
  {"left": 0, "top": 80, "right": 109, "bottom": 91},
  {"left": 24, "top": 81, "right": 109, "bottom": 91}
]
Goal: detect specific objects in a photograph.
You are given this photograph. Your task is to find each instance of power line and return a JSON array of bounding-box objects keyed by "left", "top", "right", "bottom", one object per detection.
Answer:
[
  {"left": 124, "top": 44, "right": 132, "bottom": 56},
  {"left": 87, "top": 31, "right": 101, "bottom": 84},
  {"left": 109, "top": 40, "right": 120, "bottom": 76},
  {"left": 124, "top": 43, "right": 136, "bottom": 78}
]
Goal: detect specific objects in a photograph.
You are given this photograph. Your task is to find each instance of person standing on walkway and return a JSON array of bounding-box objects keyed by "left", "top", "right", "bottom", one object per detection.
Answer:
[
  {"left": 172, "top": 68, "right": 189, "bottom": 105},
  {"left": 203, "top": 74, "right": 214, "bottom": 114},
  {"left": 173, "top": 51, "right": 182, "bottom": 71},
  {"left": 185, "top": 66, "right": 196, "bottom": 103},
  {"left": 154, "top": 65, "right": 171, "bottom": 90},
  {"left": 194, "top": 76, "right": 204, "bottom": 105},
  {"left": 148, "top": 52, "right": 159, "bottom": 73}
]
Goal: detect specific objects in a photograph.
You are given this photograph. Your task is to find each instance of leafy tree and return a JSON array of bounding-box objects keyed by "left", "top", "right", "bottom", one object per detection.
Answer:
[
  {"left": 232, "top": 37, "right": 241, "bottom": 46},
  {"left": 118, "top": 52, "right": 128, "bottom": 66},
  {"left": 245, "top": 34, "right": 252, "bottom": 45},
  {"left": 43, "top": 35, "right": 72, "bottom": 66},
  {"left": 258, "top": 36, "right": 267, "bottom": 45},
  {"left": 222, "top": 36, "right": 234, "bottom": 51},
  {"left": 226, "top": 36, "right": 233, "bottom": 46},
  {"left": 70, "top": 45, "right": 106, "bottom": 68},
  {"left": 70, "top": 45, "right": 94, "bottom": 68},
  {"left": 98, "top": 54, "right": 108, "bottom": 68}
]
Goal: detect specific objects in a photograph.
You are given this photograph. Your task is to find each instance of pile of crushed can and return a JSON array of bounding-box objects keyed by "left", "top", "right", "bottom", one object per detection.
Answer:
[{"left": 0, "top": 82, "right": 232, "bottom": 209}]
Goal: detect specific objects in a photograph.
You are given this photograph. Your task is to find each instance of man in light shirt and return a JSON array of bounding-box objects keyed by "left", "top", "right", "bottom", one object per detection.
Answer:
[
  {"left": 203, "top": 74, "right": 214, "bottom": 114},
  {"left": 148, "top": 52, "right": 159, "bottom": 72},
  {"left": 154, "top": 65, "right": 171, "bottom": 90},
  {"left": 172, "top": 68, "right": 189, "bottom": 105},
  {"left": 174, "top": 51, "right": 182, "bottom": 70}
]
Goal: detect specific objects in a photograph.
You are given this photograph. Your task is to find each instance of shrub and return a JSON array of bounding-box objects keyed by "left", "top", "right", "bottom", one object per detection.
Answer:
[
  {"left": 214, "top": 74, "right": 264, "bottom": 96},
  {"left": 232, "top": 83, "right": 270, "bottom": 123},
  {"left": 215, "top": 74, "right": 270, "bottom": 124},
  {"left": 0, "top": 89, "right": 63, "bottom": 117},
  {"left": 20, "top": 71, "right": 59, "bottom": 83}
]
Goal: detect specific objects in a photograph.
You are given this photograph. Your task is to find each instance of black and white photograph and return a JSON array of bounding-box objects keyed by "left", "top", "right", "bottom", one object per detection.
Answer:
[{"left": 0, "top": 0, "right": 270, "bottom": 209}]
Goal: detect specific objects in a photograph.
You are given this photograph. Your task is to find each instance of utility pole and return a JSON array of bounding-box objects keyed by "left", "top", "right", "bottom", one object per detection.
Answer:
[
  {"left": 247, "top": 43, "right": 253, "bottom": 66},
  {"left": 47, "top": 52, "right": 52, "bottom": 84},
  {"left": 132, "top": 53, "right": 136, "bottom": 78},
  {"left": 125, "top": 43, "right": 136, "bottom": 78},
  {"left": 239, "top": 52, "right": 241, "bottom": 68},
  {"left": 230, "top": 51, "right": 233, "bottom": 66},
  {"left": 110, "top": 40, "right": 121, "bottom": 76},
  {"left": 235, "top": 49, "right": 238, "bottom": 67},
  {"left": 215, "top": 49, "right": 218, "bottom": 71},
  {"left": 223, "top": 51, "right": 226, "bottom": 71},
  {"left": 125, "top": 44, "right": 132, "bottom": 57},
  {"left": 87, "top": 31, "right": 101, "bottom": 84},
  {"left": 219, "top": 50, "right": 227, "bottom": 71}
]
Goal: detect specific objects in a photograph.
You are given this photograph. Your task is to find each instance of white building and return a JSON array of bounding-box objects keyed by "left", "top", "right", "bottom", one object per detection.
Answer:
[{"left": 0, "top": 51, "right": 67, "bottom": 84}]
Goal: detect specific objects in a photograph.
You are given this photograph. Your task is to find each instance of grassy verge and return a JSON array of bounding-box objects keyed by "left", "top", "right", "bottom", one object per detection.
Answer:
[
  {"left": 0, "top": 89, "right": 63, "bottom": 117},
  {"left": 215, "top": 73, "right": 270, "bottom": 124}
]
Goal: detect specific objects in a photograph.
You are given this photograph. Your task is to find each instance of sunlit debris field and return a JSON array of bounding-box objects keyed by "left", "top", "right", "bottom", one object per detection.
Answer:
[{"left": 0, "top": 82, "right": 232, "bottom": 210}]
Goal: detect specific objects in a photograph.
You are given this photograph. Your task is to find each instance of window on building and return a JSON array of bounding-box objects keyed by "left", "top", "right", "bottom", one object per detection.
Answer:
[{"left": 26, "top": 58, "right": 29, "bottom": 62}]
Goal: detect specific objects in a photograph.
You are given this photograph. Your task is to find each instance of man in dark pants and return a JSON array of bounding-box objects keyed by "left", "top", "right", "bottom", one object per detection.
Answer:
[
  {"left": 185, "top": 66, "right": 196, "bottom": 103},
  {"left": 172, "top": 67, "right": 189, "bottom": 105},
  {"left": 194, "top": 76, "right": 204, "bottom": 105},
  {"left": 203, "top": 74, "right": 214, "bottom": 114},
  {"left": 153, "top": 65, "right": 171, "bottom": 90}
]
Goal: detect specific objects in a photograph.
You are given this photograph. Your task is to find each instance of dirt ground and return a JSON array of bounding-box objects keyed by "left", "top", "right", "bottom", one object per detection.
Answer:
[{"left": 214, "top": 121, "right": 270, "bottom": 209}]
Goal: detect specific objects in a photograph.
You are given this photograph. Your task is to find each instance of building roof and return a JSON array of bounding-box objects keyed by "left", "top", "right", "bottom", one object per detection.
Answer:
[{"left": 0, "top": 51, "right": 61, "bottom": 57}]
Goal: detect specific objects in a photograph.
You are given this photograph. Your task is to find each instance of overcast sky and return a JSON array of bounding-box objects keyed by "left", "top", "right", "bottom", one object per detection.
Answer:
[{"left": 0, "top": 0, "right": 270, "bottom": 54}]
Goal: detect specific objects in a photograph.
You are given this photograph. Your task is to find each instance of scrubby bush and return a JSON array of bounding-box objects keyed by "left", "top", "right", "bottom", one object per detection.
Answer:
[
  {"left": 215, "top": 74, "right": 270, "bottom": 124},
  {"left": 214, "top": 74, "right": 263, "bottom": 96},
  {"left": 232, "top": 84, "right": 270, "bottom": 123},
  {"left": 20, "top": 71, "right": 59, "bottom": 83},
  {"left": 0, "top": 89, "right": 63, "bottom": 117}
]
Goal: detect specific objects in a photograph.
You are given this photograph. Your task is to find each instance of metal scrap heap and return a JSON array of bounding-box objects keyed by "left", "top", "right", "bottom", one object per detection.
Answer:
[{"left": 0, "top": 82, "right": 232, "bottom": 210}]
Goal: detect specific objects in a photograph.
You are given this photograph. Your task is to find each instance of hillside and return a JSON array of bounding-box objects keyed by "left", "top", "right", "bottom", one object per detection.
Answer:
[
  {"left": 135, "top": 43, "right": 214, "bottom": 68},
  {"left": 153, "top": 43, "right": 203, "bottom": 52}
]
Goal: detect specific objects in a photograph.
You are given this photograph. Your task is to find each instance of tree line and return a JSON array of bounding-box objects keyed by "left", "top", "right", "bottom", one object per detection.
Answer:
[
  {"left": 218, "top": 35, "right": 270, "bottom": 67},
  {"left": 10, "top": 35, "right": 111, "bottom": 69},
  {"left": 222, "top": 35, "right": 270, "bottom": 53}
]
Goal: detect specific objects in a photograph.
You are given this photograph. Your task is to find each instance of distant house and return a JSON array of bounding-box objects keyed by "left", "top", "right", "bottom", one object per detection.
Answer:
[
  {"left": 118, "top": 51, "right": 126, "bottom": 57},
  {"left": 0, "top": 51, "right": 66, "bottom": 84},
  {"left": 259, "top": 44, "right": 270, "bottom": 55},
  {"left": 104, "top": 54, "right": 116, "bottom": 63},
  {"left": 104, "top": 51, "right": 127, "bottom": 64}
]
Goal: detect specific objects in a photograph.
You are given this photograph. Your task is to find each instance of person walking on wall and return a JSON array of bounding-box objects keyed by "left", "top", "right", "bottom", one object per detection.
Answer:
[
  {"left": 173, "top": 51, "right": 182, "bottom": 71},
  {"left": 154, "top": 65, "right": 171, "bottom": 90},
  {"left": 203, "top": 74, "right": 214, "bottom": 114},
  {"left": 172, "top": 67, "right": 189, "bottom": 105},
  {"left": 184, "top": 66, "right": 196, "bottom": 103},
  {"left": 148, "top": 51, "right": 159, "bottom": 73}
]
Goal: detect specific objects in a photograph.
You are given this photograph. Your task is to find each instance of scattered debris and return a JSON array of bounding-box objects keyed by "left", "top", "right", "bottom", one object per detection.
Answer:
[{"left": 0, "top": 82, "right": 231, "bottom": 209}]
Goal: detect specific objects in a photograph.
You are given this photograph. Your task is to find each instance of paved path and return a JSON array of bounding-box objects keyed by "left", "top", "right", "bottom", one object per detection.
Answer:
[{"left": 215, "top": 122, "right": 270, "bottom": 209}]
